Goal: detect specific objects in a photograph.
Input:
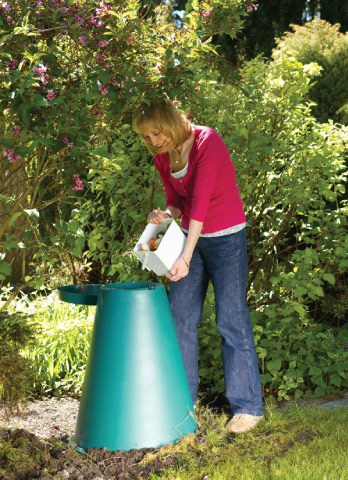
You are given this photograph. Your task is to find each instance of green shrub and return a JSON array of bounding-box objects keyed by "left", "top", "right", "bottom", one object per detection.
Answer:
[
  {"left": 0, "top": 297, "right": 37, "bottom": 404},
  {"left": 198, "top": 289, "right": 348, "bottom": 401},
  {"left": 193, "top": 55, "right": 347, "bottom": 400},
  {"left": 273, "top": 18, "right": 348, "bottom": 123}
]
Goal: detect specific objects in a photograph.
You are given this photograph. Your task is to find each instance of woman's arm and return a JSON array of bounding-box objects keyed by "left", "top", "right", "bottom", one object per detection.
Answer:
[{"left": 166, "top": 218, "right": 203, "bottom": 282}]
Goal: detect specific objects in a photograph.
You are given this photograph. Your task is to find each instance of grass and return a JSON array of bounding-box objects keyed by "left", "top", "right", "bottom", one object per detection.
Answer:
[{"left": 147, "top": 403, "right": 348, "bottom": 480}]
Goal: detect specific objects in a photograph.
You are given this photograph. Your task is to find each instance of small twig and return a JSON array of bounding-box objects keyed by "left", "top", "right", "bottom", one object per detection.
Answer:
[{"left": 37, "top": 24, "right": 69, "bottom": 33}]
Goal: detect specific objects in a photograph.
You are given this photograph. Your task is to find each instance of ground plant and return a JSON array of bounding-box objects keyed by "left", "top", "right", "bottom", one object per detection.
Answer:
[{"left": 2, "top": 290, "right": 94, "bottom": 398}]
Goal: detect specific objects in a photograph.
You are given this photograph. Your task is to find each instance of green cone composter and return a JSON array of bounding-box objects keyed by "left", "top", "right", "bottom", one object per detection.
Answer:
[{"left": 57, "top": 282, "right": 197, "bottom": 451}]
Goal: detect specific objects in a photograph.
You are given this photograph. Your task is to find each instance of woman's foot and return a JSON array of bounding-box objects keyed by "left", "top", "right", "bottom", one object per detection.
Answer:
[{"left": 226, "top": 414, "right": 263, "bottom": 434}]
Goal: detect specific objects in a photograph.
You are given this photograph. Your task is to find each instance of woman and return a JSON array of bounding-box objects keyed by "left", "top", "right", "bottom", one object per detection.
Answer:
[{"left": 132, "top": 97, "right": 263, "bottom": 434}]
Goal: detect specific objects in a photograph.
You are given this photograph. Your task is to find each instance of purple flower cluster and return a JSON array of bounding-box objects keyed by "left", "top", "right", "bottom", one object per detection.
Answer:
[
  {"left": 1, "top": 1, "right": 12, "bottom": 21},
  {"left": 62, "top": 136, "right": 73, "bottom": 148},
  {"left": 12, "top": 125, "right": 21, "bottom": 137},
  {"left": 72, "top": 174, "right": 84, "bottom": 191},
  {"left": 201, "top": 9, "right": 212, "bottom": 18},
  {"left": 46, "top": 90, "right": 57, "bottom": 101},
  {"left": 4, "top": 148, "right": 21, "bottom": 163},
  {"left": 247, "top": 3, "right": 259, "bottom": 13}
]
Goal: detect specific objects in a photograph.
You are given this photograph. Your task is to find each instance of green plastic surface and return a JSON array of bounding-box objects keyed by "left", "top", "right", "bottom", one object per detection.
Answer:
[
  {"left": 57, "top": 284, "right": 101, "bottom": 306},
  {"left": 58, "top": 281, "right": 197, "bottom": 451}
]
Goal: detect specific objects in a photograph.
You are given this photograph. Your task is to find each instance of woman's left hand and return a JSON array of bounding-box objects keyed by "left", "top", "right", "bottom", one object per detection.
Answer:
[{"left": 166, "top": 256, "right": 190, "bottom": 282}]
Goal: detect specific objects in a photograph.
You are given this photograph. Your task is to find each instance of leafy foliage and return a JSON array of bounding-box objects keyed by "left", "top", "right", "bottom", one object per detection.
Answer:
[
  {"left": 0, "top": 0, "right": 254, "bottom": 293},
  {"left": 193, "top": 56, "right": 348, "bottom": 399},
  {"left": 273, "top": 18, "right": 348, "bottom": 123},
  {"left": 0, "top": 306, "right": 37, "bottom": 404}
]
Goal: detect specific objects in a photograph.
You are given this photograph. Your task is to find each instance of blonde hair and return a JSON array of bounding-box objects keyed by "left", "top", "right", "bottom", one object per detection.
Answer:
[{"left": 132, "top": 97, "right": 192, "bottom": 155}]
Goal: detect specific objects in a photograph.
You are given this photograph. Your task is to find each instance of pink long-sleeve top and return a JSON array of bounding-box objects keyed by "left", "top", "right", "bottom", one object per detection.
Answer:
[{"left": 154, "top": 126, "right": 246, "bottom": 235}]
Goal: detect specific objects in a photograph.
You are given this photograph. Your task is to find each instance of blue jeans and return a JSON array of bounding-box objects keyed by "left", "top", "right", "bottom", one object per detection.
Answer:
[{"left": 169, "top": 228, "right": 263, "bottom": 416}]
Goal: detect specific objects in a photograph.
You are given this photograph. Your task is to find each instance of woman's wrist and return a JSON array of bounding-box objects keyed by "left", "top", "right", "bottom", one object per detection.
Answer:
[{"left": 181, "top": 255, "right": 190, "bottom": 268}]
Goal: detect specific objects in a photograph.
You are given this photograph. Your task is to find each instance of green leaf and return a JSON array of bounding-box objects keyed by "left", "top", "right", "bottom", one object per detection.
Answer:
[
  {"left": 0, "top": 261, "right": 12, "bottom": 275},
  {"left": 323, "top": 273, "right": 335, "bottom": 286},
  {"left": 267, "top": 359, "right": 282, "bottom": 374},
  {"left": 98, "top": 70, "right": 111, "bottom": 85},
  {"left": 310, "top": 285, "right": 324, "bottom": 297},
  {"left": 308, "top": 366, "right": 322, "bottom": 377},
  {"left": 329, "top": 374, "right": 342, "bottom": 387},
  {"left": 8, "top": 212, "right": 22, "bottom": 228}
]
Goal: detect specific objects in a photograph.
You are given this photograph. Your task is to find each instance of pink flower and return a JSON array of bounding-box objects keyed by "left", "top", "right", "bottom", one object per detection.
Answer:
[
  {"left": 99, "top": 85, "right": 109, "bottom": 95},
  {"left": 91, "top": 108, "right": 104, "bottom": 118},
  {"left": 46, "top": 90, "right": 57, "bottom": 101},
  {"left": 8, "top": 60, "right": 17, "bottom": 70},
  {"left": 4, "top": 148, "right": 21, "bottom": 163},
  {"left": 33, "top": 65, "right": 47, "bottom": 75},
  {"left": 62, "top": 136, "right": 73, "bottom": 148},
  {"left": 12, "top": 125, "right": 21, "bottom": 137},
  {"left": 96, "top": 3, "right": 113, "bottom": 16},
  {"left": 98, "top": 40, "right": 109, "bottom": 47},
  {"left": 201, "top": 9, "right": 212, "bottom": 18},
  {"left": 155, "top": 63, "right": 162, "bottom": 72},
  {"left": 40, "top": 74, "right": 50, "bottom": 85},
  {"left": 96, "top": 54, "right": 107, "bottom": 62},
  {"left": 88, "top": 15, "right": 103, "bottom": 27},
  {"left": 247, "top": 3, "right": 259, "bottom": 12},
  {"left": 78, "top": 36, "right": 87, "bottom": 45},
  {"left": 72, "top": 174, "right": 84, "bottom": 191},
  {"left": 2, "top": 3, "right": 10, "bottom": 13},
  {"left": 74, "top": 14, "right": 84, "bottom": 24}
]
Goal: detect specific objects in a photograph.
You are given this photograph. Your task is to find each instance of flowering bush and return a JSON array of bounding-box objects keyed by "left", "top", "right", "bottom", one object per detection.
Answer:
[{"left": 0, "top": 0, "right": 254, "bottom": 291}]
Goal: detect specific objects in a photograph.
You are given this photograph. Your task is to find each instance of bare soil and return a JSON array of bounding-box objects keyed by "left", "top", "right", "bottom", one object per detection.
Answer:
[{"left": 0, "top": 397, "right": 181, "bottom": 480}]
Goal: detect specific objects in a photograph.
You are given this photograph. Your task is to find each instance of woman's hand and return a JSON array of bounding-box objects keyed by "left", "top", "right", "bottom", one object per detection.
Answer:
[
  {"left": 166, "top": 256, "right": 190, "bottom": 282},
  {"left": 147, "top": 208, "right": 169, "bottom": 224}
]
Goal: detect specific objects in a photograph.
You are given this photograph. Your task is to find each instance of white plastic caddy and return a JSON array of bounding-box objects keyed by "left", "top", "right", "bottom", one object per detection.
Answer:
[{"left": 134, "top": 218, "right": 186, "bottom": 276}]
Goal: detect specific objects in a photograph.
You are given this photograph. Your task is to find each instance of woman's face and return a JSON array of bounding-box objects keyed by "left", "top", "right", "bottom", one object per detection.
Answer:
[{"left": 140, "top": 124, "right": 173, "bottom": 153}]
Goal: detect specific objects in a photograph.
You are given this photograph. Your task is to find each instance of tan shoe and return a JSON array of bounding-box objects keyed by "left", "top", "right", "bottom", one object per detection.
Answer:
[{"left": 226, "top": 413, "right": 263, "bottom": 434}]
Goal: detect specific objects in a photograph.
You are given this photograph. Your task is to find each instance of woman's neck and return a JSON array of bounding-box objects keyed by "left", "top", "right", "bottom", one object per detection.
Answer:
[{"left": 169, "top": 130, "right": 195, "bottom": 172}]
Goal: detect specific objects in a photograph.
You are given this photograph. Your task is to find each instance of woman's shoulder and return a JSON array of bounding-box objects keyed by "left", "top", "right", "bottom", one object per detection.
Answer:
[
  {"left": 193, "top": 125, "right": 222, "bottom": 140},
  {"left": 193, "top": 125, "right": 225, "bottom": 146}
]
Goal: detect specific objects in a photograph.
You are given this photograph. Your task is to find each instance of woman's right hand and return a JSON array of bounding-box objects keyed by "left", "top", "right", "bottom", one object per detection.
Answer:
[{"left": 147, "top": 208, "right": 169, "bottom": 224}]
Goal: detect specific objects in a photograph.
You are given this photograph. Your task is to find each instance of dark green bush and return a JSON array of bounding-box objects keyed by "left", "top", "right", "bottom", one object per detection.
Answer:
[{"left": 273, "top": 18, "right": 348, "bottom": 124}]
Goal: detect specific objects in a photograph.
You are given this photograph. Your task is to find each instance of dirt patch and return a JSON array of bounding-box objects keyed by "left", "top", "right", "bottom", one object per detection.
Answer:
[
  {"left": 0, "top": 427, "right": 180, "bottom": 480},
  {"left": 0, "top": 397, "right": 185, "bottom": 479},
  {"left": 0, "top": 397, "right": 79, "bottom": 439}
]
